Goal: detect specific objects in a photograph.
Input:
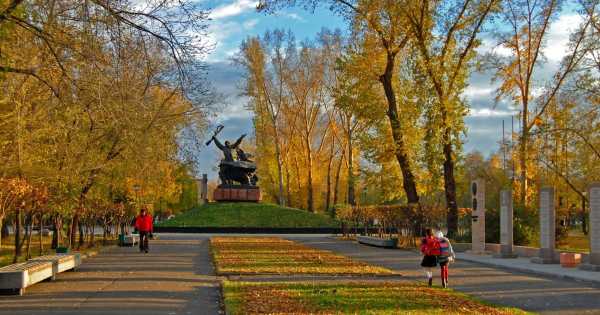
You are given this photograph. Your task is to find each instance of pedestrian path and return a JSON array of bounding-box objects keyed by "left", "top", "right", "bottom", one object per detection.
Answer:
[
  {"left": 292, "top": 236, "right": 600, "bottom": 315},
  {"left": 0, "top": 235, "right": 221, "bottom": 315},
  {"left": 457, "top": 252, "right": 600, "bottom": 285}
]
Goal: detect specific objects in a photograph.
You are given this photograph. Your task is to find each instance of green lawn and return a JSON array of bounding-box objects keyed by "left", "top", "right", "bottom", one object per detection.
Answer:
[
  {"left": 223, "top": 281, "right": 532, "bottom": 315},
  {"left": 157, "top": 202, "right": 340, "bottom": 228}
]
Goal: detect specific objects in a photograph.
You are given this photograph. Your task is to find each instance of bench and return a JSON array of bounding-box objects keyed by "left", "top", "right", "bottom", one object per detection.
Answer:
[
  {"left": 0, "top": 260, "right": 53, "bottom": 295},
  {"left": 357, "top": 235, "right": 398, "bottom": 248},
  {"left": 122, "top": 234, "right": 139, "bottom": 246},
  {"left": 31, "top": 254, "right": 81, "bottom": 280}
]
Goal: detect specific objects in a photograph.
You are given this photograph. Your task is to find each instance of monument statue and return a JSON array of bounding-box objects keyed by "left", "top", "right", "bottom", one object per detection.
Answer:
[{"left": 207, "top": 125, "right": 259, "bottom": 187}]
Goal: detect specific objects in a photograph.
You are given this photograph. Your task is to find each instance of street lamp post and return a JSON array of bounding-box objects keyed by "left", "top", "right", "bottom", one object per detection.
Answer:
[{"left": 133, "top": 184, "right": 141, "bottom": 208}]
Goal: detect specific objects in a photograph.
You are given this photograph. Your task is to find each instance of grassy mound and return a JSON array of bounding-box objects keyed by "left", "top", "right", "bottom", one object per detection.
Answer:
[{"left": 157, "top": 202, "right": 340, "bottom": 228}]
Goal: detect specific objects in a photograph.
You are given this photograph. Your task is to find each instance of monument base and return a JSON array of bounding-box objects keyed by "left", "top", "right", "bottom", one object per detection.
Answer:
[
  {"left": 214, "top": 186, "right": 261, "bottom": 202},
  {"left": 579, "top": 264, "right": 600, "bottom": 272}
]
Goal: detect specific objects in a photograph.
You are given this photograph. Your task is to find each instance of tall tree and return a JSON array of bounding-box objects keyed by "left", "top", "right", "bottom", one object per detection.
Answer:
[
  {"left": 490, "top": 0, "right": 589, "bottom": 205},
  {"left": 403, "top": 0, "right": 499, "bottom": 237}
]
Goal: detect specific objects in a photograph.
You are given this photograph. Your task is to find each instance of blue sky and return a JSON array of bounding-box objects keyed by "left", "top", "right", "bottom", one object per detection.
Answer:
[{"left": 195, "top": 0, "right": 583, "bottom": 178}]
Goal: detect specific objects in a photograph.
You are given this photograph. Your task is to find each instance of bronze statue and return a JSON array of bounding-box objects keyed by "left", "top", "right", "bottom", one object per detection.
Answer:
[{"left": 208, "top": 126, "right": 258, "bottom": 187}]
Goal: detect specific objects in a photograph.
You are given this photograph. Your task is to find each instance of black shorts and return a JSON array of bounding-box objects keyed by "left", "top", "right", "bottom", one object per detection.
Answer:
[
  {"left": 421, "top": 255, "right": 437, "bottom": 267},
  {"left": 437, "top": 256, "right": 449, "bottom": 266}
]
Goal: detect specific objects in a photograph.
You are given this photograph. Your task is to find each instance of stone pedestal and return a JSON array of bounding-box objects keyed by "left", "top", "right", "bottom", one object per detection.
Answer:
[
  {"left": 213, "top": 186, "right": 261, "bottom": 202},
  {"left": 531, "top": 187, "right": 558, "bottom": 264},
  {"left": 469, "top": 179, "right": 486, "bottom": 254},
  {"left": 494, "top": 189, "right": 517, "bottom": 258},
  {"left": 581, "top": 182, "right": 600, "bottom": 271}
]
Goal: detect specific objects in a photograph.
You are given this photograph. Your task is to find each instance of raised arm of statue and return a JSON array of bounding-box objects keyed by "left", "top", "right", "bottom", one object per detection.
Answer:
[
  {"left": 232, "top": 134, "right": 246, "bottom": 148},
  {"left": 212, "top": 136, "right": 225, "bottom": 150}
]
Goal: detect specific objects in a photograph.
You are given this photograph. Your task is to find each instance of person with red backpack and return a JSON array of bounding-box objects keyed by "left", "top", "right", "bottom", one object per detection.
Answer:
[
  {"left": 134, "top": 207, "right": 153, "bottom": 253},
  {"left": 420, "top": 228, "right": 440, "bottom": 286},
  {"left": 436, "top": 230, "right": 456, "bottom": 288}
]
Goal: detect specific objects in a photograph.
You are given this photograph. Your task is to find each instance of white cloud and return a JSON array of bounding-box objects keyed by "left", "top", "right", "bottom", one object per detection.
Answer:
[
  {"left": 243, "top": 18, "right": 259, "bottom": 29},
  {"left": 543, "top": 14, "right": 583, "bottom": 62},
  {"left": 468, "top": 108, "right": 517, "bottom": 118},
  {"left": 210, "top": 0, "right": 258, "bottom": 20},
  {"left": 462, "top": 86, "right": 494, "bottom": 98},
  {"left": 477, "top": 38, "right": 512, "bottom": 57},
  {"left": 285, "top": 13, "right": 306, "bottom": 22}
]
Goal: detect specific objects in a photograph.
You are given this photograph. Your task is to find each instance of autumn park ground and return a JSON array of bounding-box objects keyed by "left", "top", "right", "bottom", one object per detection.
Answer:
[{"left": 1, "top": 234, "right": 600, "bottom": 314}]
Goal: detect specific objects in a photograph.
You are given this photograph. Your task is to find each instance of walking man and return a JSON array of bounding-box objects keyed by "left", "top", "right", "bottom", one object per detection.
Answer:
[{"left": 134, "top": 207, "right": 153, "bottom": 253}]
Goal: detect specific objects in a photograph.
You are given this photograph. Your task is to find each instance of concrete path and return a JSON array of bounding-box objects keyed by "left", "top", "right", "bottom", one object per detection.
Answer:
[
  {"left": 0, "top": 234, "right": 221, "bottom": 315},
  {"left": 457, "top": 252, "right": 600, "bottom": 285},
  {"left": 291, "top": 236, "right": 600, "bottom": 315}
]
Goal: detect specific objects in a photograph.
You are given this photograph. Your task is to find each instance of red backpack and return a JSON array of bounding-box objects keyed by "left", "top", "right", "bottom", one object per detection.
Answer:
[{"left": 420, "top": 236, "right": 441, "bottom": 256}]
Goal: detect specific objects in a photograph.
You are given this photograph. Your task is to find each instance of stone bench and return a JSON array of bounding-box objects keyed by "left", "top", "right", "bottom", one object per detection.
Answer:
[
  {"left": 357, "top": 235, "right": 398, "bottom": 248},
  {"left": 0, "top": 260, "right": 53, "bottom": 295},
  {"left": 31, "top": 254, "right": 81, "bottom": 280},
  {"left": 122, "top": 234, "right": 139, "bottom": 246}
]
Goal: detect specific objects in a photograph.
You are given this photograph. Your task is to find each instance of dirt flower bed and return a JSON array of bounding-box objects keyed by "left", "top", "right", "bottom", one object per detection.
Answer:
[
  {"left": 210, "top": 237, "right": 395, "bottom": 275},
  {"left": 223, "top": 281, "right": 531, "bottom": 315}
]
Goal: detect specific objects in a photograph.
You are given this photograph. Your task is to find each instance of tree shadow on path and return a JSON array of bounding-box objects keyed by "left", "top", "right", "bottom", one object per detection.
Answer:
[{"left": 0, "top": 235, "right": 221, "bottom": 315}]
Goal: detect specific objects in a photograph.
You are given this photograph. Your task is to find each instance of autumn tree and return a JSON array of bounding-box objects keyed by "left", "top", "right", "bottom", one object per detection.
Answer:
[
  {"left": 403, "top": 0, "right": 499, "bottom": 237},
  {"left": 489, "top": 0, "right": 590, "bottom": 206}
]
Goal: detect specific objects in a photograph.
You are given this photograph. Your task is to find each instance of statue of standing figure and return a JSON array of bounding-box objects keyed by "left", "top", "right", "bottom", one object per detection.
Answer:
[{"left": 207, "top": 126, "right": 258, "bottom": 187}]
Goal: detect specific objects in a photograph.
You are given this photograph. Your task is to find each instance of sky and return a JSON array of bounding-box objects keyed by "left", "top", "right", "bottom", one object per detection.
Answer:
[{"left": 195, "top": 0, "right": 583, "bottom": 178}]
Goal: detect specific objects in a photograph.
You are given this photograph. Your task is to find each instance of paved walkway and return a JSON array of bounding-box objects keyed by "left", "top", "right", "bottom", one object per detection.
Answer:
[
  {"left": 291, "top": 237, "right": 600, "bottom": 315},
  {"left": 0, "top": 234, "right": 221, "bottom": 315},
  {"left": 457, "top": 252, "right": 600, "bottom": 285}
]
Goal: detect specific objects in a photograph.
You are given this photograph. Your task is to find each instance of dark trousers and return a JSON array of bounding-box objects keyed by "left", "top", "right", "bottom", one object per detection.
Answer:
[{"left": 139, "top": 231, "right": 150, "bottom": 251}]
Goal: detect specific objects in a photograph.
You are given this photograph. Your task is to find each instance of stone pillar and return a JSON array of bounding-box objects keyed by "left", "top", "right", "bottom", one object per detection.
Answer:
[
  {"left": 470, "top": 179, "right": 486, "bottom": 254},
  {"left": 581, "top": 182, "right": 600, "bottom": 271},
  {"left": 201, "top": 174, "right": 208, "bottom": 204},
  {"left": 532, "top": 187, "right": 557, "bottom": 264},
  {"left": 495, "top": 188, "right": 517, "bottom": 258}
]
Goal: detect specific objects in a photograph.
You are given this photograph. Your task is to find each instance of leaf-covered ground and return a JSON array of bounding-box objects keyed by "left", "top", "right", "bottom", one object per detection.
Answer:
[
  {"left": 210, "top": 237, "right": 395, "bottom": 275},
  {"left": 223, "top": 281, "right": 532, "bottom": 315}
]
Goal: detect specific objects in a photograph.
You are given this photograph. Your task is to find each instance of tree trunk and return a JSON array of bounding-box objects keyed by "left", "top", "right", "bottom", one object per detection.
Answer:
[
  {"left": 0, "top": 219, "right": 8, "bottom": 244},
  {"left": 347, "top": 133, "right": 355, "bottom": 205},
  {"left": 13, "top": 208, "right": 22, "bottom": 263},
  {"left": 38, "top": 214, "right": 43, "bottom": 256},
  {"left": 379, "top": 52, "right": 420, "bottom": 205},
  {"left": 78, "top": 221, "right": 84, "bottom": 248},
  {"left": 0, "top": 214, "right": 4, "bottom": 247},
  {"left": 273, "top": 130, "right": 286, "bottom": 206},
  {"left": 52, "top": 215, "right": 61, "bottom": 249},
  {"left": 285, "top": 165, "right": 291, "bottom": 208},
  {"left": 443, "top": 128, "right": 459, "bottom": 238},
  {"left": 26, "top": 216, "right": 33, "bottom": 260},
  {"left": 333, "top": 153, "right": 344, "bottom": 206},
  {"left": 294, "top": 156, "right": 302, "bottom": 209},
  {"left": 520, "top": 108, "right": 529, "bottom": 206},
  {"left": 306, "top": 141, "right": 314, "bottom": 212},
  {"left": 70, "top": 214, "right": 78, "bottom": 248},
  {"left": 582, "top": 196, "right": 588, "bottom": 235},
  {"left": 325, "top": 142, "right": 334, "bottom": 212}
]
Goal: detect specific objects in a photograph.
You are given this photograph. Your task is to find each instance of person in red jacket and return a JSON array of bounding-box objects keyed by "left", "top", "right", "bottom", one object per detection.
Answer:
[
  {"left": 134, "top": 207, "right": 153, "bottom": 253},
  {"left": 420, "top": 228, "right": 440, "bottom": 286}
]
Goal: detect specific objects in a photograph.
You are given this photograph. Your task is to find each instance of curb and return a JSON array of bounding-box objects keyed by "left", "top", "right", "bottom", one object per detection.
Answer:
[{"left": 456, "top": 255, "right": 600, "bottom": 287}]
